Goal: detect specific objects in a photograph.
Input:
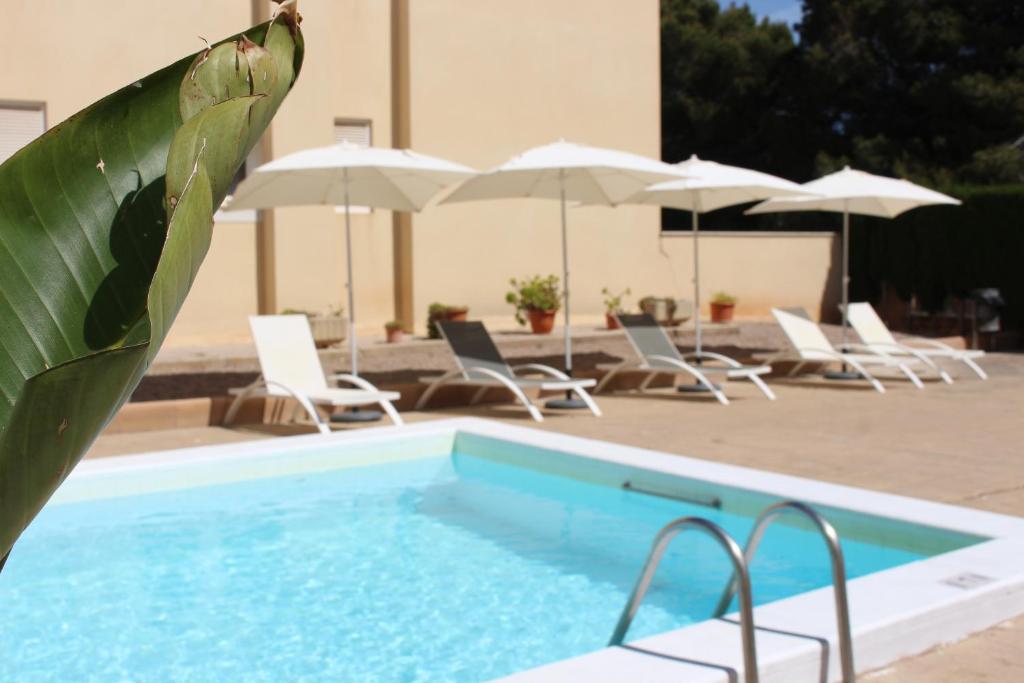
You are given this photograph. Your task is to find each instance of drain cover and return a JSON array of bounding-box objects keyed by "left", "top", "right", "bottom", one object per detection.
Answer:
[{"left": 940, "top": 572, "right": 996, "bottom": 590}]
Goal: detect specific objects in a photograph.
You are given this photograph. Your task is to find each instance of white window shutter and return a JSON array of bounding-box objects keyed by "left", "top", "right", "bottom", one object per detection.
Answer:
[
  {"left": 334, "top": 120, "right": 371, "bottom": 148},
  {"left": 333, "top": 120, "right": 372, "bottom": 214},
  {"left": 0, "top": 104, "right": 45, "bottom": 164}
]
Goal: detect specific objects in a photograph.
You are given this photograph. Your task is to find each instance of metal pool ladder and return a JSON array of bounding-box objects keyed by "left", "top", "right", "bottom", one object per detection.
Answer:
[
  {"left": 608, "top": 516, "right": 760, "bottom": 683},
  {"left": 608, "top": 501, "right": 856, "bottom": 683}
]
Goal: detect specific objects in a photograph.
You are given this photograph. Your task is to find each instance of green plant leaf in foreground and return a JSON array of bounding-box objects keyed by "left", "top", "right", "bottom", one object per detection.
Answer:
[{"left": 0, "top": 8, "right": 304, "bottom": 566}]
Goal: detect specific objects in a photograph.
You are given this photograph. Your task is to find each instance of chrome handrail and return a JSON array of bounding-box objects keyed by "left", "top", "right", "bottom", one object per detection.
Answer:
[
  {"left": 608, "top": 517, "right": 759, "bottom": 683},
  {"left": 713, "top": 501, "right": 855, "bottom": 682}
]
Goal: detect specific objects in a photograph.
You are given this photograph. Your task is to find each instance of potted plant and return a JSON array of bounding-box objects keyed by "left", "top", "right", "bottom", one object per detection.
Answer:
[
  {"left": 426, "top": 303, "right": 471, "bottom": 338},
  {"left": 638, "top": 296, "right": 677, "bottom": 324},
  {"left": 601, "top": 287, "right": 631, "bottom": 329},
  {"left": 385, "top": 320, "right": 405, "bottom": 343},
  {"left": 710, "top": 292, "right": 737, "bottom": 323},
  {"left": 444, "top": 305, "right": 470, "bottom": 322},
  {"left": 282, "top": 307, "right": 347, "bottom": 348},
  {"left": 506, "top": 275, "right": 561, "bottom": 334}
]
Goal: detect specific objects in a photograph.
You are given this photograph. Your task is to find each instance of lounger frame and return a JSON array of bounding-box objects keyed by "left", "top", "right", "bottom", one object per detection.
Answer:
[{"left": 595, "top": 313, "right": 775, "bottom": 404}]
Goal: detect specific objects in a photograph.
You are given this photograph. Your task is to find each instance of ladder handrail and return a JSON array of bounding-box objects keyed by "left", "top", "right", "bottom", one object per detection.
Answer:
[
  {"left": 608, "top": 516, "right": 759, "bottom": 683},
  {"left": 713, "top": 500, "right": 855, "bottom": 682}
]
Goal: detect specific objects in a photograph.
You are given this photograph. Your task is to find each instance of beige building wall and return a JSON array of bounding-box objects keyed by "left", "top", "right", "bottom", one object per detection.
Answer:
[
  {"left": 659, "top": 232, "right": 841, "bottom": 321},
  {"left": 408, "top": 0, "right": 668, "bottom": 334},
  {"left": 0, "top": 1, "right": 841, "bottom": 346}
]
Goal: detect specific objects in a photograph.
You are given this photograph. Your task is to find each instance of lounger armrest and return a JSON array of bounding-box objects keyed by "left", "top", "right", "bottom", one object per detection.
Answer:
[
  {"left": 328, "top": 372, "right": 389, "bottom": 394},
  {"left": 645, "top": 354, "right": 696, "bottom": 371},
  {"left": 842, "top": 343, "right": 897, "bottom": 360},
  {"left": 901, "top": 336, "right": 981, "bottom": 355},
  {"left": 681, "top": 350, "right": 742, "bottom": 368},
  {"left": 510, "top": 363, "right": 571, "bottom": 381},
  {"left": 852, "top": 341, "right": 939, "bottom": 366}
]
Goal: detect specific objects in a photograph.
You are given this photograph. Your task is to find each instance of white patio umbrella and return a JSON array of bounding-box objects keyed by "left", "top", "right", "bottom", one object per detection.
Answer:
[
  {"left": 228, "top": 143, "right": 477, "bottom": 384},
  {"left": 440, "top": 140, "right": 686, "bottom": 408},
  {"left": 623, "top": 155, "right": 813, "bottom": 367},
  {"left": 747, "top": 167, "right": 960, "bottom": 353}
]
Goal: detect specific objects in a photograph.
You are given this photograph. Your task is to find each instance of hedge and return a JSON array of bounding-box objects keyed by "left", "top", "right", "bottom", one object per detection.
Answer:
[
  {"left": 663, "top": 184, "right": 1024, "bottom": 329},
  {"left": 851, "top": 185, "right": 1024, "bottom": 329}
]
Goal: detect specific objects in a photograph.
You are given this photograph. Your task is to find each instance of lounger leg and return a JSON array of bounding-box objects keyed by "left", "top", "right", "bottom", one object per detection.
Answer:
[
  {"left": 470, "top": 386, "right": 490, "bottom": 405},
  {"left": 898, "top": 364, "right": 925, "bottom": 389},
  {"left": 415, "top": 370, "right": 463, "bottom": 410},
  {"left": 378, "top": 399, "right": 404, "bottom": 426},
  {"left": 570, "top": 386, "right": 603, "bottom": 417},
  {"left": 638, "top": 372, "right": 659, "bottom": 392},
  {"left": 595, "top": 361, "right": 628, "bottom": 393},
  {"left": 505, "top": 384, "right": 544, "bottom": 422},
  {"left": 748, "top": 374, "right": 777, "bottom": 401},
  {"left": 841, "top": 358, "right": 886, "bottom": 394},
  {"left": 962, "top": 357, "right": 988, "bottom": 380},
  {"left": 787, "top": 361, "right": 806, "bottom": 378}
]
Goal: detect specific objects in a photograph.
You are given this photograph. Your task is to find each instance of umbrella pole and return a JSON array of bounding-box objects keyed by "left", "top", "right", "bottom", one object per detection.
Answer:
[
  {"left": 345, "top": 183, "right": 358, "bottom": 377},
  {"left": 693, "top": 197, "right": 702, "bottom": 357},
  {"left": 841, "top": 205, "right": 849, "bottom": 348},
  {"left": 334, "top": 170, "right": 383, "bottom": 423},
  {"left": 678, "top": 194, "right": 721, "bottom": 394},
  {"left": 546, "top": 170, "right": 587, "bottom": 410},
  {"left": 825, "top": 203, "right": 861, "bottom": 381}
]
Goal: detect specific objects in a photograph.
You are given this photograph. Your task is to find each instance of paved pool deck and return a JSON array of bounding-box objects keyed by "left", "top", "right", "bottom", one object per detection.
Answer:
[{"left": 85, "top": 351, "right": 1024, "bottom": 681}]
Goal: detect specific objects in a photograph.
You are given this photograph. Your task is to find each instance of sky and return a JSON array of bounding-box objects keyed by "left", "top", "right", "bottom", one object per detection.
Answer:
[{"left": 721, "top": 0, "right": 803, "bottom": 28}]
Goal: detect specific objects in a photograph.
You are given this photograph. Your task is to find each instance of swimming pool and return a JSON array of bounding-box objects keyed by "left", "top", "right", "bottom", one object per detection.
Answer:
[{"left": 2, "top": 419, "right": 1023, "bottom": 681}]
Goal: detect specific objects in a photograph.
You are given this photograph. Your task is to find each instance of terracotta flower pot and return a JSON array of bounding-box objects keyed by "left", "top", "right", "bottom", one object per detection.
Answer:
[
  {"left": 528, "top": 308, "right": 556, "bottom": 334},
  {"left": 605, "top": 312, "right": 621, "bottom": 330},
  {"left": 385, "top": 327, "right": 404, "bottom": 343},
  {"left": 445, "top": 307, "right": 469, "bottom": 322},
  {"left": 710, "top": 302, "right": 735, "bottom": 323}
]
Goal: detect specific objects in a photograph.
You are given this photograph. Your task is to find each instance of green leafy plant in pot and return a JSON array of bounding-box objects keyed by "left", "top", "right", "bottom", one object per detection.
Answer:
[
  {"left": 506, "top": 275, "right": 561, "bottom": 334},
  {"left": 385, "top": 320, "right": 405, "bottom": 344},
  {"left": 601, "top": 287, "right": 631, "bottom": 329},
  {"left": 710, "top": 292, "right": 737, "bottom": 323},
  {"left": 426, "top": 302, "right": 470, "bottom": 339}
]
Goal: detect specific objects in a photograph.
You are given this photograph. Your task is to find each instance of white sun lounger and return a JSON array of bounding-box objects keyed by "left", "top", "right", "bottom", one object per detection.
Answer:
[
  {"left": 594, "top": 313, "right": 775, "bottom": 404},
  {"left": 767, "top": 307, "right": 931, "bottom": 393},
  {"left": 415, "top": 320, "right": 601, "bottom": 422},
  {"left": 225, "top": 315, "right": 403, "bottom": 434},
  {"left": 846, "top": 302, "right": 987, "bottom": 381}
]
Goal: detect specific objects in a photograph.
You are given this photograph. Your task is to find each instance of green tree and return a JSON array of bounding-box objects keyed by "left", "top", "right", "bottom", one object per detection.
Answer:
[
  {"left": 661, "top": 0, "right": 805, "bottom": 177},
  {"left": 798, "top": 0, "right": 1024, "bottom": 184}
]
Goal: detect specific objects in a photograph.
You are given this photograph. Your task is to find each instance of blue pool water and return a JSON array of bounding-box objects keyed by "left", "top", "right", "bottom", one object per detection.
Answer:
[{"left": 1, "top": 450, "right": 948, "bottom": 681}]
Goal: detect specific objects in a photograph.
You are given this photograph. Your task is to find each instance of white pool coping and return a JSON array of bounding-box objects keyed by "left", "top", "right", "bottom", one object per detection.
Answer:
[{"left": 63, "top": 418, "right": 1024, "bottom": 683}]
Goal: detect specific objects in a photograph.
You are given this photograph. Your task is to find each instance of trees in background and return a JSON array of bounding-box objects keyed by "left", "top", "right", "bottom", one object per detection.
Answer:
[{"left": 662, "top": 0, "right": 1024, "bottom": 185}]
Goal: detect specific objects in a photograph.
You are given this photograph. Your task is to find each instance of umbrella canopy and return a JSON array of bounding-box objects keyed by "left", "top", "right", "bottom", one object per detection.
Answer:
[
  {"left": 621, "top": 155, "right": 813, "bottom": 358},
  {"left": 747, "top": 166, "right": 960, "bottom": 348},
  {"left": 228, "top": 144, "right": 477, "bottom": 378},
  {"left": 440, "top": 140, "right": 685, "bottom": 402},
  {"left": 228, "top": 143, "right": 477, "bottom": 212},
  {"left": 629, "top": 154, "right": 811, "bottom": 212},
  {"left": 746, "top": 166, "right": 960, "bottom": 218},
  {"left": 442, "top": 139, "right": 686, "bottom": 206}
]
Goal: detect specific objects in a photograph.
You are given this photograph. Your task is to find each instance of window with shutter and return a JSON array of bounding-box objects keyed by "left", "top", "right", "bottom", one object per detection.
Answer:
[
  {"left": 334, "top": 119, "right": 373, "bottom": 214},
  {"left": 334, "top": 119, "right": 371, "bottom": 148},
  {"left": 0, "top": 102, "right": 46, "bottom": 164}
]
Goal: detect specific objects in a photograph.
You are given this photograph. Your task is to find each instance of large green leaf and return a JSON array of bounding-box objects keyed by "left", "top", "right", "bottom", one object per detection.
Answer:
[{"left": 0, "top": 9, "right": 304, "bottom": 565}]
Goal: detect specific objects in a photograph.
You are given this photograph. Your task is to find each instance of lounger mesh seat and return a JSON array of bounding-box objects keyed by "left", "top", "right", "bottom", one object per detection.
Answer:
[
  {"left": 416, "top": 321, "right": 601, "bottom": 422},
  {"left": 225, "top": 315, "right": 403, "bottom": 433},
  {"left": 846, "top": 302, "right": 986, "bottom": 381},
  {"left": 595, "top": 313, "right": 774, "bottom": 404}
]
